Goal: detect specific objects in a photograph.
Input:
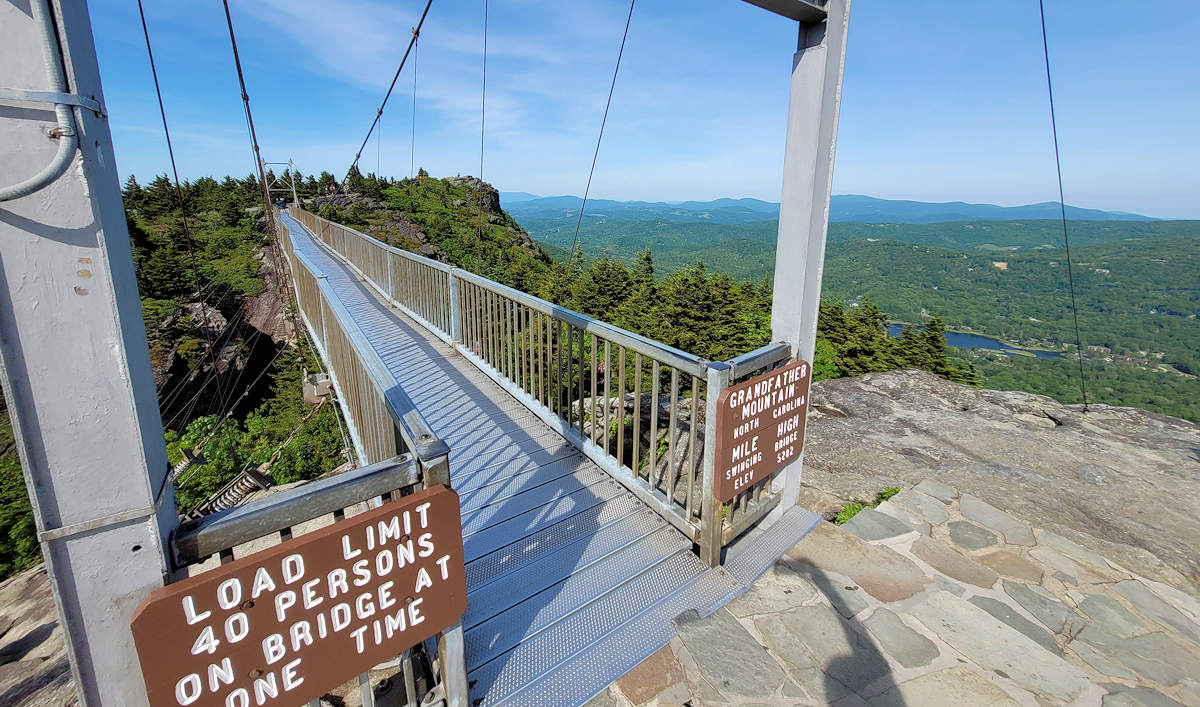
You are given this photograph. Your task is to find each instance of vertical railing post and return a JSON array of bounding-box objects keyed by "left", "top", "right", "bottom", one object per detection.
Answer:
[
  {"left": 699, "top": 361, "right": 731, "bottom": 566},
  {"left": 448, "top": 268, "right": 461, "bottom": 343},
  {"left": 415, "top": 444, "right": 466, "bottom": 706}
]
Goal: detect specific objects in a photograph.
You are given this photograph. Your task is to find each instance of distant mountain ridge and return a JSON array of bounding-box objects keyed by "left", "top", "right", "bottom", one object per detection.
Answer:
[{"left": 501, "top": 193, "right": 1156, "bottom": 225}]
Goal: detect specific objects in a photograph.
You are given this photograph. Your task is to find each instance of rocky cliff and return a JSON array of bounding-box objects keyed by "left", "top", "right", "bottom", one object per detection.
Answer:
[{"left": 799, "top": 369, "right": 1200, "bottom": 595}]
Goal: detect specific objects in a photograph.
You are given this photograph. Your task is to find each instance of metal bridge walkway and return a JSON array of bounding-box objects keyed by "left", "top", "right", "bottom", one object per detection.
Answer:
[{"left": 281, "top": 213, "right": 818, "bottom": 706}]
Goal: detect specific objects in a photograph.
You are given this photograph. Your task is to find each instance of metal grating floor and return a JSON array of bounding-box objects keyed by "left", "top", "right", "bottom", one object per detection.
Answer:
[{"left": 282, "top": 215, "right": 821, "bottom": 706}]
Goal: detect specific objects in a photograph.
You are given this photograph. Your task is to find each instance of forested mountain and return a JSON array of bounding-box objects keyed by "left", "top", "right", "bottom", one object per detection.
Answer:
[
  {"left": 503, "top": 194, "right": 1154, "bottom": 231},
  {"left": 0, "top": 171, "right": 1186, "bottom": 581},
  {"left": 522, "top": 217, "right": 1196, "bottom": 280},
  {"left": 1, "top": 171, "right": 350, "bottom": 579},
  {"left": 518, "top": 206, "right": 1199, "bottom": 424},
  {"left": 312, "top": 172, "right": 973, "bottom": 387}
]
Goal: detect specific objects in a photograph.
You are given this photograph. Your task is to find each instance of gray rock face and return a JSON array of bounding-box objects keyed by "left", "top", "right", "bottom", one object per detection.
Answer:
[
  {"left": 910, "top": 592, "right": 1091, "bottom": 702},
  {"left": 889, "top": 489, "right": 950, "bottom": 524},
  {"left": 842, "top": 507, "right": 918, "bottom": 543},
  {"left": 947, "top": 520, "right": 999, "bottom": 551},
  {"left": 968, "top": 596, "right": 1061, "bottom": 654},
  {"left": 802, "top": 370, "right": 1200, "bottom": 593},
  {"left": 675, "top": 608, "right": 785, "bottom": 698},
  {"left": 863, "top": 608, "right": 939, "bottom": 668},
  {"left": 1112, "top": 580, "right": 1200, "bottom": 645}
]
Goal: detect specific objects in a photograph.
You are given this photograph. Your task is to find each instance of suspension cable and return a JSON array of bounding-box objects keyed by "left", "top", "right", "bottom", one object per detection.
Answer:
[
  {"left": 411, "top": 33, "right": 419, "bottom": 179},
  {"left": 137, "top": 0, "right": 228, "bottom": 414},
  {"left": 222, "top": 0, "right": 274, "bottom": 234},
  {"left": 476, "top": 0, "right": 488, "bottom": 247},
  {"left": 570, "top": 0, "right": 636, "bottom": 257},
  {"left": 1038, "top": 0, "right": 1089, "bottom": 411},
  {"left": 345, "top": 0, "right": 435, "bottom": 185}
]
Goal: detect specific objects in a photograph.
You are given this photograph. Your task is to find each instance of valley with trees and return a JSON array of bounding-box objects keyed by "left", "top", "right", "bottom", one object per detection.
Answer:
[
  {"left": 1, "top": 172, "right": 1194, "bottom": 580},
  {"left": 509, "top": 196, "right": 1199, "bottom": 424}
]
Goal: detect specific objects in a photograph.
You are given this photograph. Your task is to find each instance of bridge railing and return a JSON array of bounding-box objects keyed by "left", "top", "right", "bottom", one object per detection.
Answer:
[
  {"left": 288, "top": 207, "right": 792, "bottom": 566},
  {"left": 274, "top": 212, "right": 468, "bottom": 707}
]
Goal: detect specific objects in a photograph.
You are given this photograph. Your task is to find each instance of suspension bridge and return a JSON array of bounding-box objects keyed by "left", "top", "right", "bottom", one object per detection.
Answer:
[{"left": 0, "top": 0, "right": 1097, "bottom": 704}]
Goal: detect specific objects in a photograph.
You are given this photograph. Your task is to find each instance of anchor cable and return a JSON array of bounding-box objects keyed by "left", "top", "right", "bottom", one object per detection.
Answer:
[
  {"left": 570, "top": 0, "right": 637, "bottom": 258},
  {"left": 137, "top": 0, "right": 229, "bottom": 415},
  {"left": 1038, "top": 0, "right": 1089, "bottom": 411}
]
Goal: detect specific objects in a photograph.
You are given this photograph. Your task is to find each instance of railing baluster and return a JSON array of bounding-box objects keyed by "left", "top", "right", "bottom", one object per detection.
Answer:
[
  {"left": 688, "top": 375, "right": 700, "bottom": 518},
  {"left": 617, "top": 346, "right": 626, "bottom": 469},
  {"left": 589, "top": 336, "right": 598, "bottom": 442},
  {"left": 577, "top": 328, "right": 586, "bottom": 439},
  {"left": 649, "top": 360, "right": 660, "bottom": 485},
  {"left": 632, "top": 352, "right": 641, "bottom": 475},
  {"left": 566, "top": 325, "right": 575, "bottom": 432},
  {"left": 603, "top": 341, "right": 611, "bottom": 456},
  {"left": 667, "top": 368, "right": 679, "bottom": 505}
]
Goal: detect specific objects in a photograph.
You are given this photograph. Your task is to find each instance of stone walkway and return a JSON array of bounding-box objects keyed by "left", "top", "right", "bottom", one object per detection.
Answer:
[{"left": 588, "top": 480, "right": 1200, "bottom": 706}]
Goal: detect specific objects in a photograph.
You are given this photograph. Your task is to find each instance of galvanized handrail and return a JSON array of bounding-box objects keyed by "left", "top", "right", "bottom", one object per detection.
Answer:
[
  {"left": 172, "top": 454, "right": 420, "bottom": 566},
  {"left": 275, "top": 211, "right": 465, "bottom": 706},
  {"left": 727, "top": 341, "right": 791, "bottom": 379}
]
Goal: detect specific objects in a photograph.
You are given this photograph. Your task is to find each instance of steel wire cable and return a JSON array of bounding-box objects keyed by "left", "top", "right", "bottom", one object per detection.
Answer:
[
  {"left": 344, "top": 0, "right": 435, "bottom": 185},
  {"left": 570, "top": 0, "right": 637, "bottom": 258},
  {"left": 1038, "top": 0, "right": 1089, "bottom": 411},
  {"left": 137, "top": 0, "right": 228, "bottom": 413}
]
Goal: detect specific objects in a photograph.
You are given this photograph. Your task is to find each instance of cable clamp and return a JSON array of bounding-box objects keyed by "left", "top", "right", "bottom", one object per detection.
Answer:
[{"left": 0, "top": 87, "right": 105, "bottom": 116}]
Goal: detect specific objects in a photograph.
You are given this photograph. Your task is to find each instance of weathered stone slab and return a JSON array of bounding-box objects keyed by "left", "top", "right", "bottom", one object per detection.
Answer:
[
  {"left": 910, "top": 592, "right": 1090, "bottom": 702},
  {"left": 863, "top": 608, "right": 939, "bottom": 668},
  {"left": 968, "top": 596, "right": 1061, "bottom": 654},
  {"left": 978, "top": 550, "right": 1044, "bottom": 583},
  {"left": 674, "top": 608, "right": 785, "bottom": 699},
  {"left": 1003, "top": 579, "right": 1081, "bottom": 633},
  {"left": 960, "top": 494, "right": 1035, "bottom": 546},
  {"left": 889, "top": 489, "right": 950, "bottom": 524},
  {"left": 868, "top": 667, "right": 1017, "bottom": 707},
  {"left": 911, "top": 537, "right": 999, "bottom": 588},
  {"left": 617, "top": 644, "right": 686, "bottom": 705},
  {"left": 913, "top": 478, "right": 958, "bottom": 504},
  {"left": 947, "top": 521, "right": 999, "bottom": 551},
  {"left": 933, "top": 575, "right": 965, "bottom": 596},
  {"left": 1030, "top": 546, "right": 1117, "bottom": 584},
  {"left": 1101, "top": 685, "right": 1186, "bottom": 707},
  {"left": 787, "top": 522, "right": 930, "bottom": 603},
  {"left": 756, "top": 605, "right": 896, "bottom": 698},
  {"left": 1111, "top": 632, "right": 1200, "bottom": 686},
  {"left": 874, "top": 500, "right": 930, "bottom": 535},
  {"left": 1070, "top": 642, "right": 1137, "bottom": 681},
  {"left": 1040, "top": 530, "right": 1108, "bottom": 569},
  {"left": 727, "top": 561, "right": 819, "bottom": 618},
  {"left": 1112, "top": 580, "right": 1200, "bottom": 645},
  {"left": 842, "top": 507, "right": 919, "bottom": 543},
  {"left": 1077, "top": 593, "right": 1145, "bottom": 637}
]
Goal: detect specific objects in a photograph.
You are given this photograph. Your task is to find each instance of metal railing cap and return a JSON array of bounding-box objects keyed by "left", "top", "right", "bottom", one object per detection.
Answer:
[{"left": 171, "top": 454, "right": 421, "bottom": 567}]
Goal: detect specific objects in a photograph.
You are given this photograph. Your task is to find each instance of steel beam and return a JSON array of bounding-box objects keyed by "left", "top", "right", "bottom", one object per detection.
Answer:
[
  {"left": 768, "top": 0, "right": 851, "bottom": 514},
  {"left": 0, "top": 1, "right": 176, "bottom": 704},
  {"left": 740, "top": 0, "right": 828, "bottom": 22}
]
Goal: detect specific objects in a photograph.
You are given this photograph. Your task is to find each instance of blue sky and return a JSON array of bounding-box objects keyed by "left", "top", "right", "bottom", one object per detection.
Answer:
[{"left": 91, "top": 1, "right": 1199, "bottom": 217}]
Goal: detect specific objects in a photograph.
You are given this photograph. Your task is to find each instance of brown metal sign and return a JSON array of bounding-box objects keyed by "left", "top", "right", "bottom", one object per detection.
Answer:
[
  {"left": 131, "top": 485, "right": 466, "bottom": 707},
  {"left": 713, "top": 360, "right": 811, "bottom": 502}
]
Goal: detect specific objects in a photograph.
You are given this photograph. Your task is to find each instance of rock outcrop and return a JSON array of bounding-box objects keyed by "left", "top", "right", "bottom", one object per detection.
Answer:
[{"left": 800, "top": 369, "right": 1200, "bottom": 594}]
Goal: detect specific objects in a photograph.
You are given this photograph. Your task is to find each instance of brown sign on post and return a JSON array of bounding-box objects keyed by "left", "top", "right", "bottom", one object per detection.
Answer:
[
  {"left": 713, "top": 360, "right": 811, "bottom": 502},
  {"left": 131, "top": 485, "right": 466, "bottom": 707}
]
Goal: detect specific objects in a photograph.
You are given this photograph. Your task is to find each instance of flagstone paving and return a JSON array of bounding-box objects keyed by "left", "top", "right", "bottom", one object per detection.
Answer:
[{"left": 591, "top": 480, "right": 1200, "bottom": 706}]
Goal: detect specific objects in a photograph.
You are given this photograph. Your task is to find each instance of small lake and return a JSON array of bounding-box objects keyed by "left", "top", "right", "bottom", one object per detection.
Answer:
[{"left": 887, "top": 324, "right": 1062, "bottom": 359}]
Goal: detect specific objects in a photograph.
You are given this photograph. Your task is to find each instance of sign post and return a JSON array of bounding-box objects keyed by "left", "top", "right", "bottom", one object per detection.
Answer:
[
  {"left": 713, "top": 360, "right": 812, "bottom": 503},
  {"left": 131, "top": 485, "right": 467, "bottom": 707}
]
